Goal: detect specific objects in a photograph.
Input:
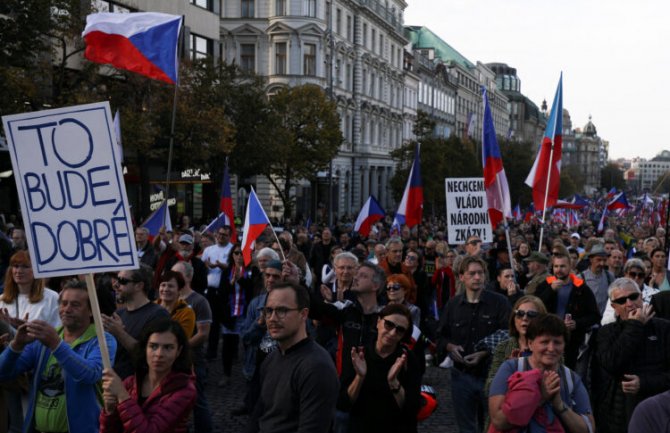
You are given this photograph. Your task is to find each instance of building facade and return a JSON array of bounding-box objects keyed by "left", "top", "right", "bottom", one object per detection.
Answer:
[
  {"left": 220, "top": 0, "right": 408, "bottom": 218},
  {"left": 573, "top": 116, "right": 607, "bottom": 193},
  {"left": 638, "top": 151, "right": 670, "bottom": 191}
]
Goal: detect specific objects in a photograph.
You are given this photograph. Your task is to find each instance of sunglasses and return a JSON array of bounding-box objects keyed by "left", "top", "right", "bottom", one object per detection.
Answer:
[
  {"left": 514, "top": 309, "right": 540, "bottom": 319},
  {"left": 611, "top": 292, "right": 640, "bottom": 305},
  {"left": 386, "top": 283, "right": 403, "bottom": 292},
  {"left": 382, "top": 319, "right": 407, "bottom": 335},
  {"left": 232, "top": 251, "right": 242, "bottom": 255},
  {"left": 116, "top": 277, "right": 138, "bottom": 285},
  {"left": 627, "top": 271, "right": 645, "bottom": 279}
]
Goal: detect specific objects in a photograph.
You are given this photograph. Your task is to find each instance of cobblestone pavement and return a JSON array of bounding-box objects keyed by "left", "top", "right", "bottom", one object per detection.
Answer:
[{"left": 204, "top": 348, "right": 459, "bottom": 433}]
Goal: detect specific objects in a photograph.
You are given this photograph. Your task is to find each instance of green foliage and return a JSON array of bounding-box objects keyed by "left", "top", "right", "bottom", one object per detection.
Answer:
[
  {"left": 600, "top": 162, "right": 625, "bottom": 191},
  {"left": 560, "top": 164, "right": 586, "bottom": 197},
  {"left": 498, "top": 139, "right": 535, "bottom": 206},
  {"left": 265, "top": 84, "right": 343, "bottom": 217}
]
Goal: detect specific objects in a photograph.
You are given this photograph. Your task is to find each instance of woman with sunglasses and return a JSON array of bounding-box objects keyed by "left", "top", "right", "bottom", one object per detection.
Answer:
[
  {"left": 484, "top": 295, "right": 547, "bottom": 395},
  {"left": 340, "top": 303, "right": 422, "bottom": 433},
  {"left": 217, "top": 245, "right": 254, "bottom": 386},
  {"left": 385, "top": 274, "right": 420, "bottom": 325},
  {"left": 100, "top": 318, "right": 196, "bottom": 433},
  {"left": 489, "top": 314, "right": 595, "bottom": 433}
]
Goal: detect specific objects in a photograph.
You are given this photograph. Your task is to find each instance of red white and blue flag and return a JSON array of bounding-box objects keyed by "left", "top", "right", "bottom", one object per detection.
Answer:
[
  {"left": 83, "top": 12, "right": 182, "bottom": 84},
  {"left": 607, "top": 191, "right": 631, "bottom": 211},
  {"left": 354, "top": 195, "right": 385, "bottom": 237},
  {"left": 140, "top": 200, "right": 173, "bottom": 236},
  {"left": 525, "top": 74, "right": 563, "bottom": 211},
  {"left": 481, "top": 87, "right": 512, "bottom": 230},
  {"left": 241, "top": 188, "right": 271, "bottom": 266},
  {"left": 513, "top": 204, "right": 522, "bottom": 221},
  {"left": 392, "top": 144, "right": 423, "bottom": 229},
  {"left": 568, "top": 210, "right": 580, "bottom": 228},
  {"left": 554, "top": 194, "right": 589, "bottom": 210},
  {"left": 220, "top": 162, "right": 237, "bottom": 242}
]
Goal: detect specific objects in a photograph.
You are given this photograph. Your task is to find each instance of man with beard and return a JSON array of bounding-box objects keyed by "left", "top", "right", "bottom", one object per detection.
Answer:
[
  {"left": 102, "top": 264, "right": 169, "bottom": 379},
  {"left": 535, "top": 253, "right": 600, "bottom": 370}
]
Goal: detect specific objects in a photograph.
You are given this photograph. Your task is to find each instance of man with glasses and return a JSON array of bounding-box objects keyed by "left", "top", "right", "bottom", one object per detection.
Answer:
[
  {"left": 603, "top": 258, "right": 658, "bottom": 325},
  {"left": 249, "top": 282, "right": 338, "bottom": 433},
  {"left": 437, "top": 256, "right": 510, "bottom": 433},
  {"left": 593, "top": 277, "right": 670, "bottom": 433},
  {"left": 204, "top": 226, "right": 234, "bottom": 359},
  {"left": 380, "top": 238, "right": 404, "bottom": 276}
]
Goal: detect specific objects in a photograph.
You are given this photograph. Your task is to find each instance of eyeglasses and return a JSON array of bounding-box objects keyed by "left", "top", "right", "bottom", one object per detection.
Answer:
[
  {"left": 116, "top": 277, "right": 138, "bottom": 285},
  {"left": 627, "top": 271, "right": 645, "bottom": 279},
  {"left": 514, "top": 309, "right": 540, "bottom": 319},
  {"left": 406, "top": 256, "right": 418, "bottom": 262},
  {"left": 260, "top": 306, "right": 300, "bottom": 319},
  {"left": 386, "top": 283, "right": 403, "bottom": 292},
  {"left": 232, "top": 251, "right": 242, "bottom": 255},
  {"left": 611, "top": 292, "right": 640, "bottom": 305},
  {"left": 382, "top": 319, "right": 407, "bottom": 335}
]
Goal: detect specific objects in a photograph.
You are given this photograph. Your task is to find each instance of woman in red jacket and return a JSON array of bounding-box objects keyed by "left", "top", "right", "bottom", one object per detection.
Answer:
[{"left": 100, "top": 318, "right": 197, "bottom": 433}]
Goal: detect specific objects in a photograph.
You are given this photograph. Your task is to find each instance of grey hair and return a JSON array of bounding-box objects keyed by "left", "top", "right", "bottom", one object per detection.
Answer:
[
  {"left": 334, "top": 251, "right": 358, "bottom": 265},
  {"left": 385, "top": 237, "right": 403, "bottom": 249},
  {"left": 359, "top": 262, "right": 387, "bottom": 294},
  {"left": 623, "top": 258, "right": 645, "bottom": 274},
  {"left": 172, "top": 260, "right": 193, "bottom": 281},
  {"left": 257, "top": 247, "right": 280, "bottom": 260},
  {"left": 608, "top": 277, "right": 640, "bottom": 299}
]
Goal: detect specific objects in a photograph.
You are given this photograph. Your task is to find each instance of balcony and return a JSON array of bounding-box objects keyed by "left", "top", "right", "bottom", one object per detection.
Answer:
[{"left": 355, "top": 0, "right": 403, "bottom": 33}]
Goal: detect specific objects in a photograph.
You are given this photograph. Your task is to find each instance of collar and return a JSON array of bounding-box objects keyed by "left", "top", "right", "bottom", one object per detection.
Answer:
[{"left": 546, "top": 273, "right": 584, "bottom": 287}]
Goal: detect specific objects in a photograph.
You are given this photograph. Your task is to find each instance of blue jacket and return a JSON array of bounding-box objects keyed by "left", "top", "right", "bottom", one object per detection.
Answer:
[{"left": 0, "top": 324, "right": 117, "bottom": 433}]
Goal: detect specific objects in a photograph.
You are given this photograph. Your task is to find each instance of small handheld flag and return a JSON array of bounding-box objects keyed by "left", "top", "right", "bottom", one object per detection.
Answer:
[
  {"left": 241, "top": 188, "right": 271, "bottom": 266},
  {"left": 354, "top": 196, "right": 385, "bottom": 237},
  {"left": 392, "top": 144, "right": 423, "bottom": 229},
  {"left": 140, "top": 201, "right": 173, "bottom": 236}
]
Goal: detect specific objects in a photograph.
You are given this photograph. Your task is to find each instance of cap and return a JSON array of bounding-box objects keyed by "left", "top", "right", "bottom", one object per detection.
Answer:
[
  {"left": 178, "top": 234, "right": 194, "bottom": 244},
  {"left": 570, "top": 233, "right": 581, "bottom": 240},
  {"left": 523, "top": 251, "right": 549, "bottom": 265}
]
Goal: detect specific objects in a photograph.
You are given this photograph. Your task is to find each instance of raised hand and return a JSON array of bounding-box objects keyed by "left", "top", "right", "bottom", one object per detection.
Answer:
[{"left": 351, "top": 346, "right": 367, "bottom": 378}]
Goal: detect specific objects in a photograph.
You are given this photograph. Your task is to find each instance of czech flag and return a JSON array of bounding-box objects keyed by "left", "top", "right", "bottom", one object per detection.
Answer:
[
  {"left": 607, "top": 191, "right": 631, "bottom": 211},
  {"left": 140, "top": 200, "right": 173, "bottom": 236},
  {"left": 354, "top": 196, "right": 385, "bottom": 237},
  {"left": 481, "top": 87, "right": 512, "bottom": 230},
  {"left": 393, "top": 144, "right": 423, "bottom": 229},
  {"left": 512, "top": 204, "right": 522, "bottom": 221},
  {"left": 525, "top": 73, "right": 563, "bottom": 211},
  {"left": 554, "top": 194, "right": 589, "bottom": 210},
  {"left": 83, "top": 12, "right": 182, "bottom": 84},
  {"left": 219, "top": 162, "right": 237, "bottom": 242},
  {"left": 241, "top": 188, "right": 271, "bottom": 266}
]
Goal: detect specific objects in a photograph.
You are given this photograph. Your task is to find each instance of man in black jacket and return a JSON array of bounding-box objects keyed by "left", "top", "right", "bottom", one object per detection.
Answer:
[{"left": 593, "top": 277, "right": 670, "bottom": 433}]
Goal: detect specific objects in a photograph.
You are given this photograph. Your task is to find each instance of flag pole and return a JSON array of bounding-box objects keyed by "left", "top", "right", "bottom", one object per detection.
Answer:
[
  {"left": 537, "top": 119, "right": 560, "bottom": 251},
  {"left": 162, "top": 18, "right": 184, "bottom": 229},
  {"left": 494, "top": 173, "right": 516, "bottom": 283}
]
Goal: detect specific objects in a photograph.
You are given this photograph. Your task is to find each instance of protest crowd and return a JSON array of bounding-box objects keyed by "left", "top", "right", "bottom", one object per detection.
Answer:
[{"left": 0, "top": 203, "right": 668, "bottom": 433}]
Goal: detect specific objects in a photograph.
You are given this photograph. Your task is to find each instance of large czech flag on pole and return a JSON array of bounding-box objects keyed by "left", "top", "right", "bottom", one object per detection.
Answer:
[
  {"left": 481, "top": 87, "right": 512, "bottom": 230},
  {"left": 525, "top": 73, "right": 563, "bottom": 211},
  {"left": 220, "top": 162, "right": 237, "bottom": 242},
  {"left": 392, "top": 144, "right": 423, "bottom": 229},
  {"left": 241, "top": 188, "right": 271, "bottom": 266},
  {"left": 83, "top": 12, "right": 182, "bottom": 85},
  {"left": 354, "top": 196, "right": 385, "bottom": 237}
]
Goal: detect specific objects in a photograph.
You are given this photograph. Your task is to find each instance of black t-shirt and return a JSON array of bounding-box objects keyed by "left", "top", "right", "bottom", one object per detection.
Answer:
[{"left": 114, "top": 302, "right": 169, "bottom": 379}]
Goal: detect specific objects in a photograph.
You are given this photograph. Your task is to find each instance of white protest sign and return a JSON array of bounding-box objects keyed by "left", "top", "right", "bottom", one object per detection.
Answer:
[
  {"left": 445, "top": 177, "right": 493, "bottom": 244},
  {"left": 2, "top": 102, "right": 138, "bottom": 277}
]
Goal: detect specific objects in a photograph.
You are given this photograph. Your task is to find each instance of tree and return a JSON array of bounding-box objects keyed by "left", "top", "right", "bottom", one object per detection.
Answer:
[
  {"left": 498, "top": 139, "right": 535, "bottom": 206},
  {"left": 601, "top": 162, "right": 625, "bottom": 191},
  {"left": 265, "top": 85, "right": 342, "bottom": 218},
  {"left": 390, "top": 111, "right": 479, "bottom": 216},
  {"left": 559, "top": 164, "right": 585, "bottom": 198}
]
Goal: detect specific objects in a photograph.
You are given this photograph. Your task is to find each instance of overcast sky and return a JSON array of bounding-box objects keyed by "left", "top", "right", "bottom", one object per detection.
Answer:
[{"left": 404, "top": 0, "right": 668, "bottom": 160}]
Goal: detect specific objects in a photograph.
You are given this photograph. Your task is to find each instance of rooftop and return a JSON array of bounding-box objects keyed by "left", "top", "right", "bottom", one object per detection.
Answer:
[{"left": 405, "top": 26, "right": 475, "bottom": 70}]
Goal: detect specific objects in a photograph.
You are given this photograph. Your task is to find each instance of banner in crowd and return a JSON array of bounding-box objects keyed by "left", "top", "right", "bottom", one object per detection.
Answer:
[
  {"left": 2, "top": 102, "right": 138, "bottom": 277},
  {"left": 445, "top": 177, "right": 493, "bottom": 244}
]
